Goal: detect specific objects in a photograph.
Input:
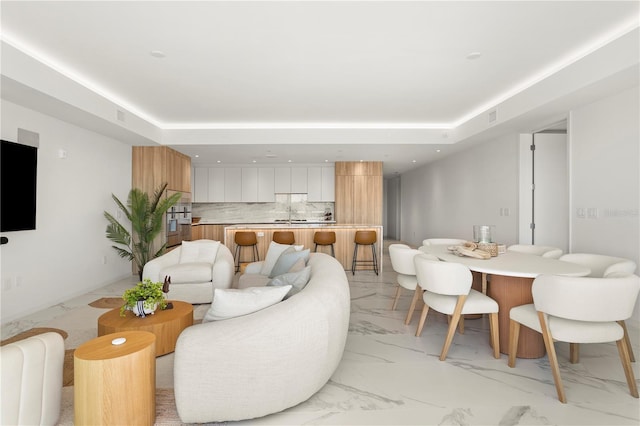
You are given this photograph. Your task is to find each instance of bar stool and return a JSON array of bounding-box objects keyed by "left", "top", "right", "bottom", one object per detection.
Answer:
[
  {"left": 234, "top": 231, "right": 259, "bottom": 273},
  {"left": 272, "top": 231, "right": 295, "bottom": 245},
  {"left": 352, "top": 230, "right": 378, "bottom": 275},
  {"left": 313, "top": 231, "right": 336, "bottom": 257}
]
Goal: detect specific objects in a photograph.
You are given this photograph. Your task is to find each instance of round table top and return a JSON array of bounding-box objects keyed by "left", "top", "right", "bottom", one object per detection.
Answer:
[
  {"left": 420, "top": 245, "right": 591, "bottom": 278},
  {"left": 75, "top": 330, "right": 156, "bottom": 360}
]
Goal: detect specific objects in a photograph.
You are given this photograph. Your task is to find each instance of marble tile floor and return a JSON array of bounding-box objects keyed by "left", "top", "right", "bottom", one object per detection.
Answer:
[{"left": 2, "top": 240, "right": 639, "bottom": 425}]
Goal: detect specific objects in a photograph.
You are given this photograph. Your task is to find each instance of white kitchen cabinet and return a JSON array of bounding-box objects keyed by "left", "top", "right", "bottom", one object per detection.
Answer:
[
  {"left": 290, "top": 167, "right": 308, "bottom": 193},
  {"left": 321, "top": 166, "right": 335, "bottom": 201},
  {"left": 274, "top": 167, "right": 291, "bottom": 193},
  {"left": 308, "top": 166, "right": 335, "bottom": 201},
  {"left": 193, "top": 167, "right": 209, "bottom": 202},
  {"left": 224, "top": 168, "right": 241, "bottom": 202},
  {"left": 258, "top": 168, "right": 275, "bottom": 202},
  {"left": 307, "top": 167, "right": 322, "bottom": 201},
  {"left": 241, "top": 168, "right": 258, "bottom": 202},
  {"left": 208, "top": 168, "right": 225, "bottom": 202}
]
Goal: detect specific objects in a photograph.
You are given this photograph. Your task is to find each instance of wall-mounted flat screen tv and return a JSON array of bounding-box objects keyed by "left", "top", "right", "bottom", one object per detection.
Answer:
[{"left": 1, "top": 139, "right": 38, "bottom": 232}]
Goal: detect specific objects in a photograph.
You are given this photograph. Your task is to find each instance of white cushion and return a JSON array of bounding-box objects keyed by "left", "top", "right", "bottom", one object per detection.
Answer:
[
  {"left": 269, "top": 249, "right": 310, "bottom": 278},
  {"left": 423, "top": 289, "right": 498, "bottom": 315},
  {"left": 260, "top": 242, "right": 295, "bottom": 276},
  {"left": 267, "top": 266, "right": 312, "bottom": 299},
  {"left": 202, "top": 285, "right": 292, "bottom": 321},
  {"left": 180, "top": 240, "right": 220, "bottom": 264},
  {"left": 161, "top": 262, "right": 213, "bottom": 284}
]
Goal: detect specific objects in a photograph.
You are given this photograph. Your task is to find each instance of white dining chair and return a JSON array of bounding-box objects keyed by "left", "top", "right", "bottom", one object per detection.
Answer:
[
  {"left": 558, "top": 253, "right": 637, "bottom": 362},
  {"left": 413, "top": 253, "right": 500, "bottom": 361},
  {"left": 389, "top": 244, "right": 439, "bottom": 325},
  {"left": 508, "top": 273, "right": 640, "bottom": 403},
  {"left": 422, "top": 238, "right": 467, "bottom": 246},
  {"left": 559, "top": 253, "right": 636, "bottom": 278},
  {"left": 507, "top": 244, "right": 563, "bottom": 259}
]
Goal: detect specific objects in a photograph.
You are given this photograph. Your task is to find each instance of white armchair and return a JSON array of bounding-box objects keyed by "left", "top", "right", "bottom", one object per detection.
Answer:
[
  {"left": 1, "top": 332, "right": 64, "bottom": 425},
  {"left": 142, "top": 239, "right": 234, "bottom": 303}
]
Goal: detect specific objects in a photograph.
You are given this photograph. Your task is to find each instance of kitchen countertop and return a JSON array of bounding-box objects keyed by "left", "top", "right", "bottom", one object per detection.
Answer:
[
  {"left": 224, "top": 223, "right": 379, "bottom": 229},
  {"left": 193, "top": 220, "right": 337, "bottom": 225}
]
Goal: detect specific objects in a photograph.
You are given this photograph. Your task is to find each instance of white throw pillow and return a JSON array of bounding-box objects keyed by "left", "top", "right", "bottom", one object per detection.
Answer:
[
  {"left": 202, "top": 285, "right": 292, "bottom": 322},
  {"left": 259, "top": 241, "right": 295, "bottom": 276},
  {"left": 269, "top": 249, "right": 310, "bottom": 278},
  {"left": 179, "top": 240, "right": 220, "bottom": 264},
  {"left": 267, "top": 266, "right": 311, "bottom": 299}
]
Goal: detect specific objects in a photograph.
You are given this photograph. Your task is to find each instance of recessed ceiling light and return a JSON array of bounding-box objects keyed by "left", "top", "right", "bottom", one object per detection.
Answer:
[
  {"left": 216, "top": 160, "right": 221, "bottom": 163},
  {"left": 150, "top": 50, "right": 166, "bottom": 58},
  {"left": 324, "top": 159, "right": 329, "bottom": 162},
  {"left": 287, "top": 159, "right": 292, "bottom": 163},
  {"left": 436, "top": 149, "right": 441, "bottom": 153},
  {"left": 466, "top": 52, "right": 482, "bottom": 60},
  {"left": 194, "top": 154, "right": 199, "bottom": 158},
  {"left": 252, "top": 160, "right": 257, "bottom": 163},
  {"left": 412, "top": 160, "right": 417, "bottom": 163}
]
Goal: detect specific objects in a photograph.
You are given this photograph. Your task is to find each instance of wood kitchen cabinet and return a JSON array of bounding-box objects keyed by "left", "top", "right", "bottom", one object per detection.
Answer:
[
  {"left": 132, "top": 146, "right": 191, "bottom": 194},
  {"left": 335, "top": 161, "right": 382, "bottom": 225}
]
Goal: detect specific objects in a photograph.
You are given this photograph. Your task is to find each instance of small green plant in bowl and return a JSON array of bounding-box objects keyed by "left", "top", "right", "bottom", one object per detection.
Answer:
[{"left": 120, "top": 278, "right": 168, "bottom": 317}]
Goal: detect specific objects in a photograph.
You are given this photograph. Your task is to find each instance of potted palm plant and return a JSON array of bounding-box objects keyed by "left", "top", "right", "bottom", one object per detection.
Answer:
[{"left": 104, "top": 182, "right": 182, "bottom": 279}]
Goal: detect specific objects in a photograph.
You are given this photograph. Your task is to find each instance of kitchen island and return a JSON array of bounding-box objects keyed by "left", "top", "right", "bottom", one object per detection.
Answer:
[{"left": 224, "top": 224, "right": 383, "bottom": 272}]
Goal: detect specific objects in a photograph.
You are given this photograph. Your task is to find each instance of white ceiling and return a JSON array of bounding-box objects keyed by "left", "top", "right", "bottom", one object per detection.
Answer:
[{"left": 1, "top": 1, "right": 638, "bottom": 176}]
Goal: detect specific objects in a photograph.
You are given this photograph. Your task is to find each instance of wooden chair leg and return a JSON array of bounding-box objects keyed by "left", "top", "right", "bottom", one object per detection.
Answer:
[
  {"left": 618, "top": 320, "right": 636, "bottom": 363},
  {"left": 538, "top": 312, "right": 566, "bottom": 403},
  {"left": 616, "top": 338, "right": 639, "bottom": 398},
  {"left": 405, "top": 288, "right": 422, "bottom": 325},
  {"left": 569, "top": 343, "right": 579, "bottom": 364},
  {"left": 415, "top": 304, "right": 430, "bottom": 337},
  {"left": 440, "top": 295, "right": 466, "bottom": 361},
  {"left": 481, "top": 273, "right": 488, "bottom": 294},
  {"left": 458, "top": 316, "right": 465, "bottom": 334},
  {"left": 489, "top": 312, "right": 500, "bottom": 359},
  {"left": 391, "top": 285, "right": 402, "bottom": 310},
  {"left": 508, "top": 319, "right": 520, "bottom": 367}
]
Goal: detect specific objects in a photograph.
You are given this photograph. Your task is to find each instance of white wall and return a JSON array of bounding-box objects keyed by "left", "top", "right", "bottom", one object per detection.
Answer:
[
  {"left": 1, "top": 101, "right": 133, "bottom": 323},
  {"left": 400, "top": 133, "right": 520, "bottom": 248},
  {"left": 569, "top": 87, "right": 639, "bottom": 258}
]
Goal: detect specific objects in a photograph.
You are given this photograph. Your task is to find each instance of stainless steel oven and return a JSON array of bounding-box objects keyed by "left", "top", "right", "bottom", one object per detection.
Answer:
[{"left": 166, "top": 190, "right": 192, "bottom": 248}]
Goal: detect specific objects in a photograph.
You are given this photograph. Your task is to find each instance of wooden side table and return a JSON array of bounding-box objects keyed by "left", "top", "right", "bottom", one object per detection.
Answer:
[
  {"left": 74, "top": 330, "right": 156, "bottom": 425},
  {"left": 98, "top": 300, "right": 193, "bottom": 356}
]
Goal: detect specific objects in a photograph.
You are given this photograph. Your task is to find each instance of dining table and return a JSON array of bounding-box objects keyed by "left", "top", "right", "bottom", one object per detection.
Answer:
[{"left": 419, "top": 244, "right": 591, "bottom": 358}]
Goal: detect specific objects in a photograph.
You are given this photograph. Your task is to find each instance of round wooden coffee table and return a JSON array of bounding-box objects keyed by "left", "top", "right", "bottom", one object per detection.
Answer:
[{"left": 98, "top": 300, "right": 193, "bottom": 357}]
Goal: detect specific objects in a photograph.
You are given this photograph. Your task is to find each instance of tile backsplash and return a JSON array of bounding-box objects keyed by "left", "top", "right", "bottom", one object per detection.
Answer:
[{"left": 193, "top": 200, "right": 334, "bottom": 223}]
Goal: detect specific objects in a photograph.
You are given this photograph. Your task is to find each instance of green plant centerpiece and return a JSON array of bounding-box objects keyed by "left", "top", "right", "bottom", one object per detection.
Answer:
[
  {"left": 104, "top": 182, "right": 182, "bottom": 279},
  {"left": 120, "top": 278, "right": 168, "bottom": 317}
]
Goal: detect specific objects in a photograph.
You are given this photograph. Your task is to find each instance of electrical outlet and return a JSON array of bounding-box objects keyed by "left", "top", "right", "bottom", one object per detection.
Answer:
[
  {"left": 15, "top": 276, "right": 22, "bottom": 288},
  {"left": 2, "top": 278, "right": 12, "bottom": 291},
  {"left": 576, "top": 208, "right": 585, "bottom": 218},
  {"left": 587, "top": 208, "right": 598, "bottom": 219},
  {"left": 503, "top": 208, "right": 510, "bottom": 217}
]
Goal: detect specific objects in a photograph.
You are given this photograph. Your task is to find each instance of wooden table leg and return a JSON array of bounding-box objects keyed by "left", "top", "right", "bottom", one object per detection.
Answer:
[{"left": 488, "top": 275, "right": 546, "bottom": 358}]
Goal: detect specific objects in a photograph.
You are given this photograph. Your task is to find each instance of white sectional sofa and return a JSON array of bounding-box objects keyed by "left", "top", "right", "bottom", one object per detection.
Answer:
[
  {"left": 142, "top": 239, "right": 234, "bottom": 304},
  {"left": 173, "top": 252, "right": 351, "bottom": 423}
]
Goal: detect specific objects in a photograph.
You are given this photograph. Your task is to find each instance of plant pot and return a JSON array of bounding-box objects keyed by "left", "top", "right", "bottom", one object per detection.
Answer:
[{"left": 132, "top": 301, "right": 158, "bottom": 317}]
